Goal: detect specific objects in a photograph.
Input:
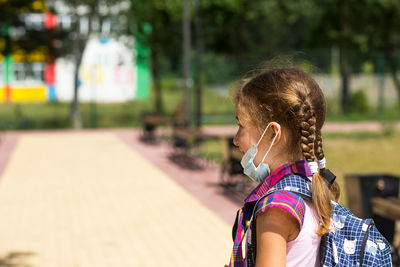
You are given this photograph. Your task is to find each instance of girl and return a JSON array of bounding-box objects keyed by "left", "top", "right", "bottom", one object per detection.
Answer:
[{"left": 229, "top": 67, "right": 340, "bottom": 267}]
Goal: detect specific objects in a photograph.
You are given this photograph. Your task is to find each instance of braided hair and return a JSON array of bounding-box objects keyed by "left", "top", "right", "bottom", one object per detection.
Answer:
[{"left": 235, "top": 67, "right": 340, "bottom": 235}]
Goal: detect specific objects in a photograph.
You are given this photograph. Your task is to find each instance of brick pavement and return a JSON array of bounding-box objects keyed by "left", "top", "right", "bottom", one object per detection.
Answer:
[
  {"left": 0, "top": 131, "right": 232, "bottom": 267},
  {"left": 116, "top": 130, "right": 244, "bottom": 225}
]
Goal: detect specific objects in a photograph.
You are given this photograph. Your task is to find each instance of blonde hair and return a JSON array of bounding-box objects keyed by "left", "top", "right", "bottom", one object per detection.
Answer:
[{"left": 235, "top": 67, "right": 340, "bottom": 236}]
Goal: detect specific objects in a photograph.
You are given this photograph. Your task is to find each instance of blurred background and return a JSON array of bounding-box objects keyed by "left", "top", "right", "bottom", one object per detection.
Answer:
[
  {"left": 2, "top": 0, "right": 400, "bottom": 183},
  {"left": 0, "top": 0, "right": 399, "bottom": 130},
  {"left": 1, "top": 0, "right": 400, "bottom": 221},
  {"left": 0, "top": 0, "right": 400, "bottom": 265}
]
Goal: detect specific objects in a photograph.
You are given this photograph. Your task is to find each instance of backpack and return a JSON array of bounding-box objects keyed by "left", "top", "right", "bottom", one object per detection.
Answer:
[{"left": 246, "top": 174, "right": 392, "bottom": 267}]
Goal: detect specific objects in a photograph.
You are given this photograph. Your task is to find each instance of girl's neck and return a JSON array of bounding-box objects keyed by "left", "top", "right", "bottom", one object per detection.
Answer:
[{"left": 267, "top": 153, "right": 304, "bottom": 173}]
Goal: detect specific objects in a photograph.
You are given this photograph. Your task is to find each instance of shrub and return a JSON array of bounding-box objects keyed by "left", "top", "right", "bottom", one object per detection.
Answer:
[{"left": 349, "top": 89, "right": 370, "bottom": 114}]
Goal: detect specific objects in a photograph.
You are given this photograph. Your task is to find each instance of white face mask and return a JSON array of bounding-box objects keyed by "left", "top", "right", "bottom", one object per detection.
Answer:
[{"left": 240, "top": 122, "right": 281, "bottom": 183}]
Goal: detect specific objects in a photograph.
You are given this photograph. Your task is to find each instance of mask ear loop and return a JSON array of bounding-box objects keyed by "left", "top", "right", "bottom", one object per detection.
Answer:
[
  {"left": 256, "top": 123, "right": 281, "bottom": 167},
  {"left": 255, "top": 122, "right": 272, "bottom": 147}
]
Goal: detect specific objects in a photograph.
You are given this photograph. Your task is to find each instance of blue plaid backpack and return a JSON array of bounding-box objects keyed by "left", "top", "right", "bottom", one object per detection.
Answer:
[{"left": 246, "top": 174, "right": 392, "bottom": 267}]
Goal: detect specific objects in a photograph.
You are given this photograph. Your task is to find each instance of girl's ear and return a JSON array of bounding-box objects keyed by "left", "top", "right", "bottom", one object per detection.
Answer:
[{"left": 270, "top": 122, "right": 282, "bottom": 145}]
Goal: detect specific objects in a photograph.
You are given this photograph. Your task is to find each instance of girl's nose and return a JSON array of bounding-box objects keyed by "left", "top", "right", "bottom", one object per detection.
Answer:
[{"left": 233, "top": 135, "right": 239, "bottom": 147}]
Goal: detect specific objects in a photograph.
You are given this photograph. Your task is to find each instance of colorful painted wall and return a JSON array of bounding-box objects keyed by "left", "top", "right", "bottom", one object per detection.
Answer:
[
  {"left": 0, "top": 56, "right": 49, "bottom": 103},
  {"left": 1, "top": 1, "right": 151, "bottom": 103},
  {"left": 0, "top": 36, "right": 151, "bottom": 103},
  {"left": 76, "top": 37, "right": 137, "bottom": 103}
]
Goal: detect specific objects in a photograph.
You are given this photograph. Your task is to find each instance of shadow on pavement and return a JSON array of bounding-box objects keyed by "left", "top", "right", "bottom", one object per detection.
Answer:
[
  {"left": 0, "top": 251, "right": 35, "bottom": 267},
  {"left": 138, "top": 135, "right": 162, "bottom": 146},
  {"left": 167, "top": 152, "right": 206, "bottom": 171},
  {"left": 206, "top": 180, "right": 255, "bottom": 206}
]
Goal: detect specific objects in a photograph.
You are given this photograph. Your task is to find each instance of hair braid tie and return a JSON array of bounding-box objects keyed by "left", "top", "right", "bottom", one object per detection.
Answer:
[
  {"left": 308, "top": 161, "right": 319, "bottom": 174},
  {"left": 318, "top": 157, "right": 326, "bottom": 169}
]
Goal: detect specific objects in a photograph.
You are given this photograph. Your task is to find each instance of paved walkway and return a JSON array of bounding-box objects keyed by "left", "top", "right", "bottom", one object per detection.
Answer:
[{"left": 0, "top": 131, "right": 232, "bottom": 267}]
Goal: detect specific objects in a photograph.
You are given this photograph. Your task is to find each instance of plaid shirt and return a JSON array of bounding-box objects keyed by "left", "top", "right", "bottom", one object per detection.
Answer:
[{"left": 229, "top": 160, "right": 312, "bottom": 267}]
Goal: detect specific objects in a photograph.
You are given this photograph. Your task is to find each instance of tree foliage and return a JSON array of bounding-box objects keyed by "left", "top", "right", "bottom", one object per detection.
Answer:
[
  {"left": 3, "top": 0, "right": 400, "bottom": 115},
  {"left": 308, "top": 0, "right": 400, "bottom": 110},
  {"left": 359, "top": 0, "right": 400, "bottom": 101},
  {"left": 126, "top": 0, "right": 182, "bottom": 113},
  {"left": 0, "top": 0, "right": 51, "bottom": 58},
  {"left": 200, "top": 0, "right": 320, "bottom": 69},
  {"left": 125, "top": 0, "right": 400, "bottom": 113}
]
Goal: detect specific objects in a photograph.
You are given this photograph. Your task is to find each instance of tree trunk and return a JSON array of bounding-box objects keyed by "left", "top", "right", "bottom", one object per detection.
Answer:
[
  {"left": 386, "top": 50, "right": 400, "bottom": 105},
  {"left": 194, "top": 0, "right": 203, "bottom": 129},
  {"left": 338, "top": 0, "right": 350, "bottom": 115},
  {"left": 70, "top": 12, "right": 93, "bottom": 129},
  {"left": 151, "top": 46, "right": 163, "bottom": 114},
  {"left": 71, "top": 49, "right": 83, "bottom": 129},
  {"left": 183, "top": 0, "right": 191, "bottom": 126},
  {"left": 339, "top": 46, "right": 350, "bottom": 115},
  {"left": 71, "top": 15, "right": 83, "bottom": 129}
]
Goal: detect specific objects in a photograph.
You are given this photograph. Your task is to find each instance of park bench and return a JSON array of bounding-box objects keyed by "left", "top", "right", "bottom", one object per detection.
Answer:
[
  {"left": 345, "top": 173, "right": 400, "bottom": 246},
  {"left": 140, "top": 112, "right": 170, "bottom": 142},
  {"left": 169, "top": 124, "right": 218, "bottom": 169},
  {"left": 370, "top": 196, "right": 400, "bottom": 265},
  {"left": 220, "top": 136, "right": 244, "bottom": 185},
  {"left": 170, "top": 125, "right": 240, "bottom": 169},
  {"left": 171, "top": 125, "right": 219, "bottom": 154},
  {"left": 171, "top": 124, "right": 238, "bottom": 152},
  {"left": 371, "top": 196, "right": 400, "bottom": 221},
  {"left": 171, "top": 125, "right": 251, "bottom": 188},
  {"left": 170, "top": 125, "right": 249, "bottom": 184},
  {"left": 171, "top": 125, "right": 197, "bottom": 152},
  {"left": 141, "top": 101, "right": 186, "bottom": 143}
]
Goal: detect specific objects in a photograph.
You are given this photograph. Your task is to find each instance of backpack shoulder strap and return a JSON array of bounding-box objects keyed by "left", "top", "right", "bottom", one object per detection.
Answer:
[
  {"left": 246, "top": 174, "right": 312, "bottom": 266},
  {"left": 251, "top": 174, "right": 312, "bottom": 218},
  {"left": 273, "top": 174, "right": 312, "bottom": 199}
]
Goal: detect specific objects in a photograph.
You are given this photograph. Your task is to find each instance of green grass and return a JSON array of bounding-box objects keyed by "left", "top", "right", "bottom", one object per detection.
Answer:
[
  {"left": 322, "top": 130, "right": 396, "bottom": 140},
  {"left": 1, "top": 76, "right": 400, "bottom": 130},
  {"left": 0, "top": 86, "right": 235, "bottom": 130},
  {"left": 323, "top": 132, "right": 400, "bottom": 206},
  {"left": 199, "top": 131, "right": 400, "bottom": 208},
  {"left": 325, "top": 98, "right": 400, "bottom": 122},
  {"left": 0, "top": 101, "right": 153, "bottom": 130}
]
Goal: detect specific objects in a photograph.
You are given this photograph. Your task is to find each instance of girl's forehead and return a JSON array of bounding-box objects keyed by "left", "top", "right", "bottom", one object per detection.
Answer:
[
  {"left": 235, "top": 107, "right": 253, "bottom": 127},
  {"left": 234, "top": 107, "right": 245, "bottom": 122},
  {"left": 235, "top": 103, "right": 246, "bottom": 117}
]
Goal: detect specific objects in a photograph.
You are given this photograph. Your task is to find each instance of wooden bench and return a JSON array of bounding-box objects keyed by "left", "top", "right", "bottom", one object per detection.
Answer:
[
  {"left": 140, "top": 113, "right": 170, "bottom": 141},
  {"left": 171, "top": 125, "right": 238, "bottom": 150},
  {"left": 141, "top": 101, "right": 186, "bottom": 142},
  {"left": 370, "top": 196, "right": 400, "bottom": 256},
  {"left": 371, "top": 197, "right": 400, "bottom": 221},
  {"left": 169, "top": 125, "right": 220, "bottom": 169},
  {"left": 345, "top": 173, "right": 400, "bottom": 246},
  {"left": 171, "top": 126, "right": 218, "bottom": 153},
  {"left": 220, "top": 137, "right": 243, "bottom": 183},
  {"left": 170, "top": 126, "right": 246, "bottom": 183}
]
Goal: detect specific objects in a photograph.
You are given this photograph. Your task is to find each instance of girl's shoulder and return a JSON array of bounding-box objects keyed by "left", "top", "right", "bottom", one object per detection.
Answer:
[{"left": 254, "top": 190, "right": 306, "bottom": 228}]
